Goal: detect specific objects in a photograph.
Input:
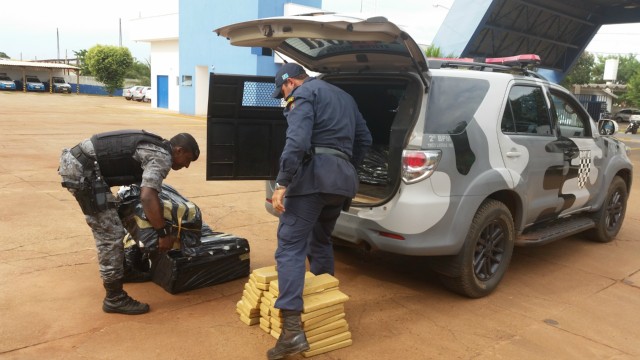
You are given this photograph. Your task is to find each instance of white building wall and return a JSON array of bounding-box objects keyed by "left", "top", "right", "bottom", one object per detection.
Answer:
[
  {"left": 129, "top": 13, "right": 179, "bottom": 111},
  {"left": 149, "top": 40, "right": 180, "bottom": 111}
]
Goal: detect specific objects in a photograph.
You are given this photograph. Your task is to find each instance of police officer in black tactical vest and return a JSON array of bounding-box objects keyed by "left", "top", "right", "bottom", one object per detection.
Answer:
[
  {"left": 58, "top": 130, "right": 199, "bottom": 315},
  {"left": 267, "top": 64, "right": 372, "bottom": 359}
]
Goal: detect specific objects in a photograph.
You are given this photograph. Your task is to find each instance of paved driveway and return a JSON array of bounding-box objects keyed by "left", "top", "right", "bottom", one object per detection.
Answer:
[{"left": 1, "top": 92, "right": 639, "bottom": 359}]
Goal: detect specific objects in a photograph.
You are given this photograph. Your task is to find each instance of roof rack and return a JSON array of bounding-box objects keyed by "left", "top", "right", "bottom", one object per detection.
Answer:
[{"left": 428, "top": 54, "right": 543, "bottom": 78}]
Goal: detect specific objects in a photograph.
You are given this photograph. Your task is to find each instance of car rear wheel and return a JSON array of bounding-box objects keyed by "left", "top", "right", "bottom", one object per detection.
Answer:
[
  {"left": 435, "top": 199, "right": 515, "bottom": 298},
  {"left": 588, "top": 176, "right": 627, "bottom": 243}
]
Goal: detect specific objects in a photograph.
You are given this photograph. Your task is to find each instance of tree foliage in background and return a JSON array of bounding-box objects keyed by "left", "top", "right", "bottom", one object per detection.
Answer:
[
  {"left": 424, "top": 45, "right": 458, "bottom": 59},
  {"left": 73, "top": 49, "right": 92, "bottom": 76},
  {"left": 425, "top": 45, "right": 443, "bottom": 58},
  {"left": 592, "top": 54, "right": 640, "bottom": 84},
  {"left": 562, "top": 52, "right": 640, "bottom": 108},
  {"left": 85, "top": 45, "right": 133, "bottom": 95},
  {"left": 126, "top": 58, "right": 151, "bottom": 86},
  {"left": 561, "top": 52, "right": 595, "bottom": 90},
  {"left": 0, "top": 52, "right": 9, "bottom": 59},
  {"left": 620, "top": 72, "right": 640, "bottom": 107}
]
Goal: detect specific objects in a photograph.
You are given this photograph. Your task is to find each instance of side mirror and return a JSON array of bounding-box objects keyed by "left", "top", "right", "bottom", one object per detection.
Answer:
[{"left": 598, "top": 119, "right": 618, "bottom": 136}]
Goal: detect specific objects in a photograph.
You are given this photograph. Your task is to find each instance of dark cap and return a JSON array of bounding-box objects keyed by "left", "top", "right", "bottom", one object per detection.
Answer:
[
  {"left": 271, "top": 63, "right": 305, "bottom": 99},
  {"left": 170, "top": 133, "right": 200, "bottom": 161}
]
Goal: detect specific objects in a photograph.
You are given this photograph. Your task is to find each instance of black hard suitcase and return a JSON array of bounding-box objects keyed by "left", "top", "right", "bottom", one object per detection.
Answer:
[{"left": 151, "top": 232, "right": 250, "bottom": 294}]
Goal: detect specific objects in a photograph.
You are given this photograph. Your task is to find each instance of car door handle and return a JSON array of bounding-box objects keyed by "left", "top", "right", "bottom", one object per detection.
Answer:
[{"left": 506, "top": 151, "right": 521, "bottom": 158}]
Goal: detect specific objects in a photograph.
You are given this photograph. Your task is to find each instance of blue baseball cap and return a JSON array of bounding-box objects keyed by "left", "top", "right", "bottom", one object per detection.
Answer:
[{"left": 272, "top": 63, "right": 305, "bottom": 98}]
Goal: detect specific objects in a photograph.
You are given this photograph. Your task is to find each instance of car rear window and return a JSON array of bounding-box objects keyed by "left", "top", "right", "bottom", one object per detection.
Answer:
[{"left": 423, "top": 76, "right": 490, "bottom": 134}]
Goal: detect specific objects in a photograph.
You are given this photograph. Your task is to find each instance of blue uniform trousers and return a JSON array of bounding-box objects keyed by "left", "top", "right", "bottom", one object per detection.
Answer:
[{"left": 274, "top": 192, "right": 347, "bottom": 312}]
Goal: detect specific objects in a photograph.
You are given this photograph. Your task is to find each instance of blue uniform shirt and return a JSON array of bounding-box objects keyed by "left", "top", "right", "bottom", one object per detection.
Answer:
[{"left": 276, "top": 77, "right": 372, "bottom": 197}]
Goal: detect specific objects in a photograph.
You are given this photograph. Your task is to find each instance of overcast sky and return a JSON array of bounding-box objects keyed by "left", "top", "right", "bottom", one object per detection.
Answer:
[{"left": 1, "top": 0, "right": 638, "bottom": 62}]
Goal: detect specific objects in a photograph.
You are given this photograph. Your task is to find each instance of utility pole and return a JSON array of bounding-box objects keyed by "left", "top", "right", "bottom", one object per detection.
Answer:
[
  {"left": 57, "top": 28, "right": 60, "bottom": 60},
  {"left": 119, "top": 18, "right": 122, "bottom": 47}
]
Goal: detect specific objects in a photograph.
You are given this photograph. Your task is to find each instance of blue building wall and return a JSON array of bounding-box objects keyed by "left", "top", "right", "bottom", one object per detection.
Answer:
[
  {"left": 431, "top": 0, "right": 493, "bottom": 57},
  {"left": 179, "top": 0, "right": 320, "bottom": 115}
]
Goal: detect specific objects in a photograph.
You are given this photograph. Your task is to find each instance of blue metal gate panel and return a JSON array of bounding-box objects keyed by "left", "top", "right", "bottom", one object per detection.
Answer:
[{"left": 157, "top": 75, "right": 169, "bottom": 109}]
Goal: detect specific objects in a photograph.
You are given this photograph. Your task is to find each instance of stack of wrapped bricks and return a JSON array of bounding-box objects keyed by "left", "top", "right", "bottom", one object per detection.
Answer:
[{"left": 236, "top": 266, "right": 352, "bottom": 357}]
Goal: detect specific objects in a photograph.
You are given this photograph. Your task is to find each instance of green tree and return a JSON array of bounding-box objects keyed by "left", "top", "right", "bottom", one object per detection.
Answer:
[
  {"left": 423, "top": 45, "right": 457, "bottom": 59},
  {"left": 425, "top": 45, "right": 443, "bottom": 58},
  {"left": 73, "top": 49, "right": 92, "bottom": 75},
  {"left": 0, "top": 52, "right": 9, "bottom": 59},
  {"left": 620, "top": 72, "right": 640, "bottom": 108},
  {"left": 561, "top": 52, "right": 595, "bottom": 90},
  {"left": 125, "top": 58, "right": 151, "bottom": 86},
  {"left": 85, "top": 45, "right": 133, "bottom": 95}
]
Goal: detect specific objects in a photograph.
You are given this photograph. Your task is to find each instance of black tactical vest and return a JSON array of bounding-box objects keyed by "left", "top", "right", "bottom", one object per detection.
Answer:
[{"left": 90, "top": 130, "right": 171, "bottom": 186}]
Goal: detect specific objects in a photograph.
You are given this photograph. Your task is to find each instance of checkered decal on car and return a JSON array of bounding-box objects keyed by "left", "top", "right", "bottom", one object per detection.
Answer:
[{"left": 577, "top": 150, "right": 592, "bottom": 189}]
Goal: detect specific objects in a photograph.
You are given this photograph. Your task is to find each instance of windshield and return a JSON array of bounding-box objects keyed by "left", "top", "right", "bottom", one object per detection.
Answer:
[
  {"left": 0, "top": 76, "right": 11, "bottom": 81},
  {"left": 26, "top": 77, "right": 40, "bottom": 82},
  {"left": 54, "top": 78, "right": 65, "bottom": 83}
]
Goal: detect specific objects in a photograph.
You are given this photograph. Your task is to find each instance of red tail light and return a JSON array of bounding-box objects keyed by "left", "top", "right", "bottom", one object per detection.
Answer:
[{"left": 402, "top": 150, "right": 441, "bottom": 184}]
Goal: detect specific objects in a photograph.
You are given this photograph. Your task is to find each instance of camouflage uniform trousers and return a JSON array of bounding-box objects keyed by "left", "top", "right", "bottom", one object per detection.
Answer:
[{"left": 58, "top": 145, "right": 126, "bottom": 283}]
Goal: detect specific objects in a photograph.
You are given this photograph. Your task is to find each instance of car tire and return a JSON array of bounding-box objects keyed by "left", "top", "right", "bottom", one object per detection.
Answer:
[
  {"left": 435, "top": 199, "right": 515, "bottom": 298},
  {"left": 615, "top": 117, "right": 624, "bottom": 123},
  {"left": 587, "top": 176, "right": 627, "bottom": 243}
]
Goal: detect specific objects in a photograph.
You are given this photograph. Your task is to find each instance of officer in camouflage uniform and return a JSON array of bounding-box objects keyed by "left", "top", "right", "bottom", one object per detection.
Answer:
[{"left": 58, "top": 130, "right": 199, "bottom": 315}]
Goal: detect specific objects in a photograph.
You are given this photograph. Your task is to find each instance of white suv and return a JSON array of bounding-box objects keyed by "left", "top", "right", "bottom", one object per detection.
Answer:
[{"left": 206, "top": 14, "right": 633, "bottom": 298}]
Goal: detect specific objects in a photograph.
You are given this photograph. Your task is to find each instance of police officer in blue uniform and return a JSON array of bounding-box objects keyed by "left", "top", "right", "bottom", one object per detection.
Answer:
[{"left": 267, "top": 63, "right": 372, "bottom": 359}]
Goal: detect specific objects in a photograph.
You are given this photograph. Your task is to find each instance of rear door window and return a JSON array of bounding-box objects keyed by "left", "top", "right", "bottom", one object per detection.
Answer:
[{"left": 424, "top": 77, "right": 490, "bottom": 134}]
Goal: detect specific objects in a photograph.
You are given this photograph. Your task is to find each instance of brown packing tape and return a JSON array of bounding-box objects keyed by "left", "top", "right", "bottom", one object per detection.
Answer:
[
  {"left": 240, "top": 296, "right": 259, "bottom": 311},
  {"left": 237, "top": 303, "right": 260, "bottom": 319},
  {"left": 239, "top": 313, "right": 260, "bottom": 326},
  {"left": 271, "top": 296, "right": 344, "bottom": 319},
  {"left": 302, "top": 339, "right": 352, "bottom": 358},
  {"left": 270, "top": 316, "right": 282, "bottom": 329},
  {"left": 302, "top": 289, "right": 349, "bottom": 313},
  {"left": 247, "top": 277, "right": 269, "bottom": 293},
  {"left": 304, "top": 313, "right": 345, "bottom": 331},
  {"left": 249, "top": 275, "right": 270, "bottom": 290},
  {"left": 270, "top": 273, "right": 339, "bottom": 297},
  {"left": 259, "top": 303, "right": 270, "bottom": 315},
  {"left": 259, "top": 323, "right": 271, "bottom": 334},
  {"left": 307, "top": 331, "right": 351, "bottom": 351},
  {"left": 243, "top": 289, "right": 260, "bottom": 308},
  {"left": 303, "top": 309, "right": 344, "bottom": 327},
  {"left": 301, "top": 304, "right": 344, "bottom": 322},
  {"left": 307, "top": 326, "right": 349, "bottom": 344},
  {"left": 305, "top": 319, "right": 348, "bottom": 338},
  {"left": 245, "top": 282, "right": 263, "bottom": 300},
  {"left": 252, "top": 265, "right": 278, "bottom": 284},
  {"left": 259, "top": 317, "right": 271, "bottom": 329},
  {"left": 263, "top": 291, "right": 275, "bottom": 303}
]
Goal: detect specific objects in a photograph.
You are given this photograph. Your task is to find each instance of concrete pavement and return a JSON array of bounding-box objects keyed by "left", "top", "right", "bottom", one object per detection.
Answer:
[{"left": 0, "top": 91, "right": 639, "bottom": 359}]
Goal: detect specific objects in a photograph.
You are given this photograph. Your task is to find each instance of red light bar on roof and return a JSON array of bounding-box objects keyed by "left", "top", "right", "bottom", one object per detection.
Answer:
[{"left": 485, "top": 54, "right": 541, "bottom": 66}]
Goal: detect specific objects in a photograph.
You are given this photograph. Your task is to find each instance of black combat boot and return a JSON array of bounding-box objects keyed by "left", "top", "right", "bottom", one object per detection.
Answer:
[
  {"left": 102, "top": 279, "right": 150, "bottom": 315},
  {"left": 267, "top": 310, "right": 310, "bottom": 360},
  {"left": 123, "top": 247, "right": 151, "bottom": 283}
]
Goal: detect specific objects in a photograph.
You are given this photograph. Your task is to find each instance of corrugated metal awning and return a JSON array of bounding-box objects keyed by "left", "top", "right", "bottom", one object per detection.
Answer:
[{"left": 0, "top": 59, "right": 79, "bottom": 70}]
